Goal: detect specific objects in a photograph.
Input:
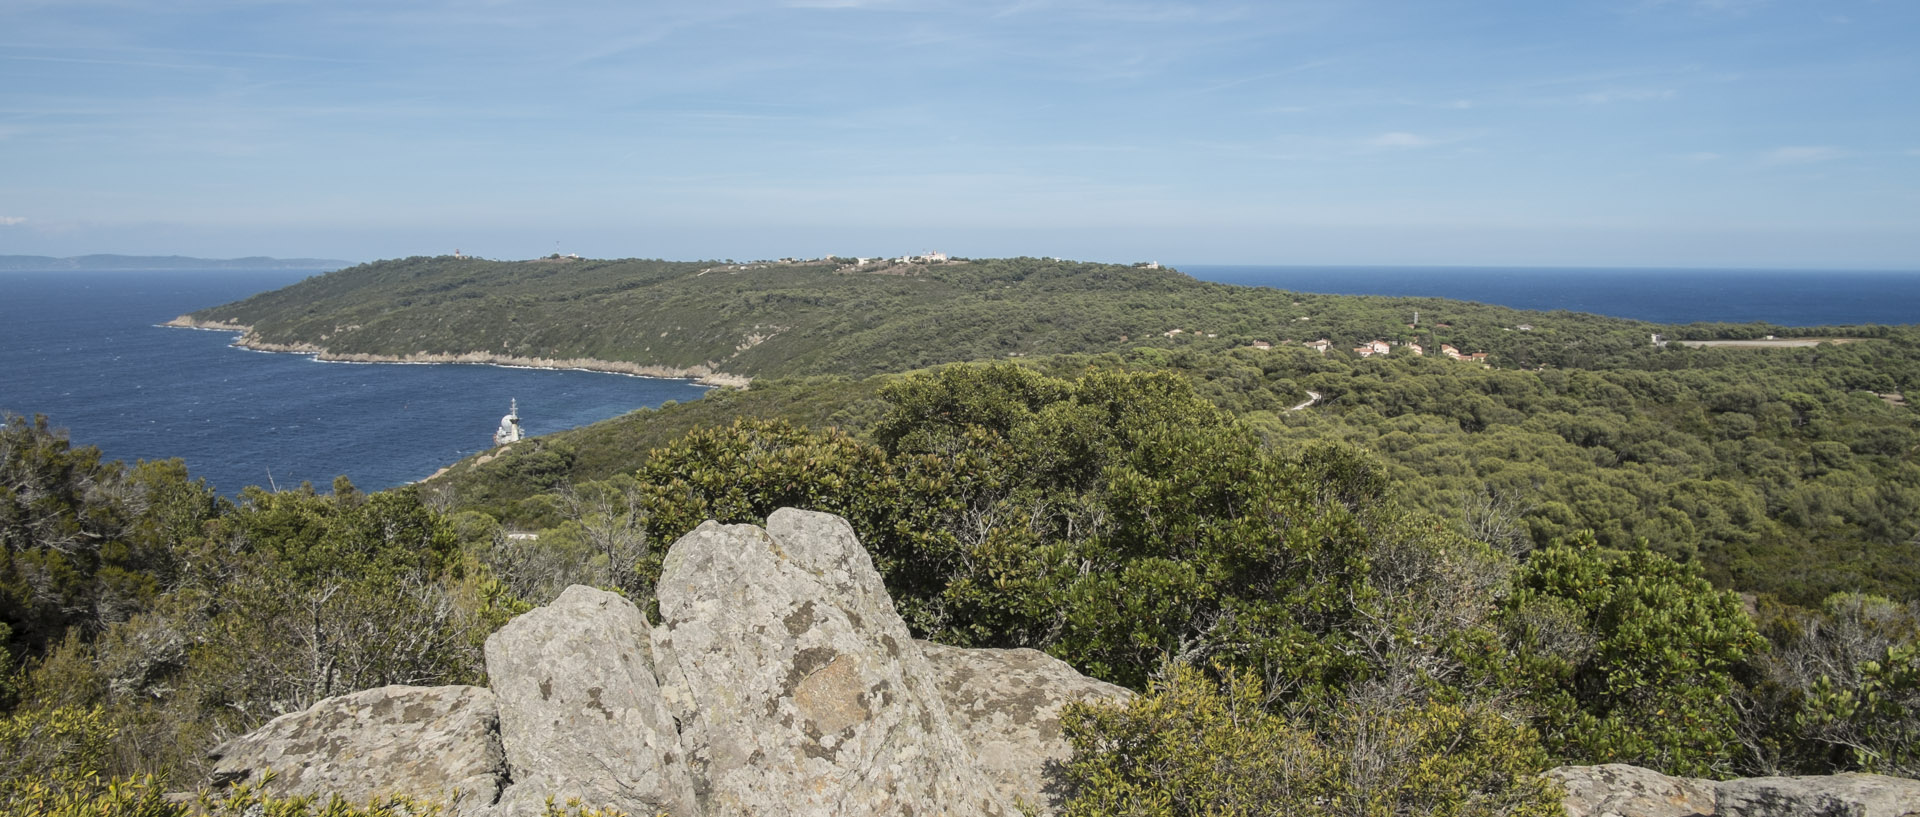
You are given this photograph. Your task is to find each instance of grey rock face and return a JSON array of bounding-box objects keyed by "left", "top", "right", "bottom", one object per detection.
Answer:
[
  {"left": 652, "top": 508, "right": 1014, "bottom": 817},
  {"left": 207, "top": 684, "right": 506, "bottom": 816},
  {"left": 1550, "top": 764, "right": 1718, "bottom": 817},
  {"left": 1714, "top": 773, "right": 1920, "bottom": 817},
  {"left": 920, "top": 642, "right": 1134, "bottom": 815},
  {"left": 484, "top": 584, "right": 696, "bottom": 817},
  {"left": 1551, "top": 764, "right": 1920, "bottom": 817}
]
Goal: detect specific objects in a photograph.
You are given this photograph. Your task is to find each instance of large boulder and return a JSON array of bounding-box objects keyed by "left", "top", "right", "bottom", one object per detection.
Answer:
[
  {"left": 920, "top": 642, "right": 1133, "bottom": 815},
  {"left": 1550, "top": 764, "right": 1920, "bottom": 817},
  {"left": 484, "top": 585, "right": 696, "bottom": 817},
  {"left": 207, "top": 684, "right": 506, "bottom": 815},
  {"left": 1714, "top": 773, "right": 1920, "bottom": 817},
  {"left": 650, "top": 508, "right": 1014, "bottom": 816},
  {"left": 1550, "top": 764, "right": 1717, "bottom": 817}
]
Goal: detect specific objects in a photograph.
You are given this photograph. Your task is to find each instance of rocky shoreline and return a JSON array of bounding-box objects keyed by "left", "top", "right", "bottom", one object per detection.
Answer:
[{"left": 161, "top": 316, "right": 753, "bottom": 389}]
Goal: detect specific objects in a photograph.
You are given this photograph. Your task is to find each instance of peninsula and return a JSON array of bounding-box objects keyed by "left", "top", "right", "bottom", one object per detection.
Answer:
[{"left": 172, "top": 254, "right": 1664, "bottom": 385}]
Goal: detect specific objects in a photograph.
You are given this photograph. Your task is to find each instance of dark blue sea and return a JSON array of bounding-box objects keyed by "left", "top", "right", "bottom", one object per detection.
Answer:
[
  {"left": 1183, "top": 266, "right": 1920, "bottom": 327},
  {"left": 0, "top": 270, "right": 710, "bottom": 494}
]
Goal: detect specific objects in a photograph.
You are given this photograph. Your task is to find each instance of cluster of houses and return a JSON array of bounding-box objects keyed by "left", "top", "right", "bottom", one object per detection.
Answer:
[
  {"left": 1156, "top": 329, "right": 1488, "bottom": 362},
  {"left": 826, "top": 251, "right": 953, "bottom": 267},
  {"left": 734, "top": 252, "right": 958, "bottom": 267},
  {"left": 1347, "top": 339, "right": 1487, "bottom": 361},
  {"left": 1160, "top": 309, "right": 1491, "bottom": 361}
]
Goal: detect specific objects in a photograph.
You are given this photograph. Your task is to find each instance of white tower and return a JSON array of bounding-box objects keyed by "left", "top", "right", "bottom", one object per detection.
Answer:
[{"left": 494, "top": 399, "right": 524, "bottom": 447}]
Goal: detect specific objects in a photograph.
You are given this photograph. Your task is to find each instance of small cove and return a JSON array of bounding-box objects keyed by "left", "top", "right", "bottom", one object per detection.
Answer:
[{"left": 0, "top": 269, "right": 710, "bottom": 494}]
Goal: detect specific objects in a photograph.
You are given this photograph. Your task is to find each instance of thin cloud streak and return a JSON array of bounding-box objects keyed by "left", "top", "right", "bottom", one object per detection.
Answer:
[{"left": 1763, "top": 146, "right": 1845, "bottom": 165}]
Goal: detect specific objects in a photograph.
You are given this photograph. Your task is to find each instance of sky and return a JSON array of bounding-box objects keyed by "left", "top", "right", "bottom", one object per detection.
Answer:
[{"left": 1, "top": 0, "right": 1916, "bottom": 268}]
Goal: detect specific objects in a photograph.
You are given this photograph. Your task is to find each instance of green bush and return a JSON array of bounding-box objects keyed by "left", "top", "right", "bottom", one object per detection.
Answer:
[
  {"left": 1060, "top": 664, "right": 1562, "bottom": 817},
  {"left": 1504, "top": 534, "right": 1764, "bottom": 776}
]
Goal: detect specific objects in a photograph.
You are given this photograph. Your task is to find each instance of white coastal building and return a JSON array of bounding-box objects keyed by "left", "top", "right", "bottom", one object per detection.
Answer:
[{"left": 494, "top": 399, "right": 525, "bottom": 447}]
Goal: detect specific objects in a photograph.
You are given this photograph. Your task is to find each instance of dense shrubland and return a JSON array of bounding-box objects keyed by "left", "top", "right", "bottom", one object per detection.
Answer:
[
  {"left": 444, "top": 330, "right": 1920, "bottom": 605},
  {"left": 7, "top": 357, "right": 1918, "bottom": 813},
  {"left": 9, "top": 257, "right": 1920, "bottom": 814}
]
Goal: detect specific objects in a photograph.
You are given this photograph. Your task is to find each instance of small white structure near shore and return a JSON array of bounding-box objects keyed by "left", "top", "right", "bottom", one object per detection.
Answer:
[{"left": 494, "top": 399, "right": 525, "bottom": 447}]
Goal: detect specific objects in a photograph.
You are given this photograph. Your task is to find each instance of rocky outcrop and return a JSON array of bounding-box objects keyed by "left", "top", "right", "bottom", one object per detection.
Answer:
[
  {"left": 920, "top": 642, "right": 1134, "bottom": 814},
  {"left": 1550, "top": 764, "right": 1719, "bottom": 817},
  {"left": 206, "top": 509, "right": 1132, "bottom": 816},
  {"left": 1550, "top": 764, "right": 1920, "bottom": 817},
  {"left": 206, "top": 684, "right": 506, "bottom": 815},
  {"left": 649, "top": 510, "right": 1013, "bottom": 816},
  {"left": 484, "top": 585, "right": 696, "bottom": 817},
  {"left": 1714, "top": 774, "right": 1920, "bottom": 817},
  {"left": 688, "top": 513, "right": 1013, "bottom": 813}
]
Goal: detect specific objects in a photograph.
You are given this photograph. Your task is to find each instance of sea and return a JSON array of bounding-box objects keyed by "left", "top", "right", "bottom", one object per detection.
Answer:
[
  {"left": 0, "top": 269, "right": 710, "bottom": 495},
  {"left": 3, "top": 265, "right": 1916, "bottom": 495}
]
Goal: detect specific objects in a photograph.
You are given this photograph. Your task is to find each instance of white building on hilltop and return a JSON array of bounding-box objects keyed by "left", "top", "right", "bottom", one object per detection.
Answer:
[{"left": 494, "top": 399, "right": 524, "bottom": 447}]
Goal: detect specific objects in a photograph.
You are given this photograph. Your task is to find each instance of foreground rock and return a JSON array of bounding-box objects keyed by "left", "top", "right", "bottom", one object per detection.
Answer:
[
  {"left": 206, "top": 684, "right": 505, "bottom": 815},
  {"left": 207, "top": 509, "right": 1131, "bottom": 816},
  {"left": 921, "top": 642, "right": 1135, "bottom": 813},
  {"left": 650, "top": 509, "right": 1014, "bottom": 816},
  {"left": 1550, "top": 763, "right": 1920, "bottom": 817},
  {"left": 485, "top": 585, "right": 696, "bottom": 817}
]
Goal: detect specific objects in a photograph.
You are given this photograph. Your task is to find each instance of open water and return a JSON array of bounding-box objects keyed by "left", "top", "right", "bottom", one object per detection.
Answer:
[
  {"left": 0, "top": 269, "right": 710, "bottom": 494},
  {"left": 4, "top": 265, "right": 1916, "bottom": 495}
]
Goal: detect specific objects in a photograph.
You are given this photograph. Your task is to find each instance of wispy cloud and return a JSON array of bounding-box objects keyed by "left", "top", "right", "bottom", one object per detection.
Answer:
[
  {"left": 1193, "top": 59, "right": 1339, "bottom": 94},
  {"left": 1366, "top": 132, "right": 1432, "bottom": 149},
  {"left": 2, "top": 54, "right": 220, "bottom": 71},
  {"left": 1578, "top": 88, "right": 1676, "bottom": 104},
  {"left": 1635, "top": 0, "right": 1769, "bottom": 16},
  {"left": 0, "top": 217, "right": 26, "bottom": 226},
  {"left": 1763, "top": 146, "right": 1845, "bottom": 165},
  {"left": 783, "top": 0, "right": 890, "bottom": 8},
  {"left": 992, "top": 1, "right": 1256, "bottom": 25}
]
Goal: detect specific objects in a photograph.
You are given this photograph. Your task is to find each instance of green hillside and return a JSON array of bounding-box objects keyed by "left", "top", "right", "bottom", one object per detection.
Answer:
[{"left": 185, "top": 254, "right": 1665, "bottom": 381}]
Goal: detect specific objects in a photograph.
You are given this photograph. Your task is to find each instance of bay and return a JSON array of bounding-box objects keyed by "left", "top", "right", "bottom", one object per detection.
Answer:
[
  {"left": 0, "top": 269, "right": 710, "bottom": 494},
  {"left": 1181, "top": 266, "right": 1920, "bottom": 327}
]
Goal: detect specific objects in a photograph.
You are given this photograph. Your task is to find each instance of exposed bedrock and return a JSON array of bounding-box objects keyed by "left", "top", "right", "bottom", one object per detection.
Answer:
[
  {"left": 206, "top": 508, "right": 1130, "bottom": 816},
  {"left": 1550, "top": 763, "right": 1920, "bottom": 817}
]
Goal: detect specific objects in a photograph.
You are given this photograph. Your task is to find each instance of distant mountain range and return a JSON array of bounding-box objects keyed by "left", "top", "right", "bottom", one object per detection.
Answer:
[{"left": 0, "top": 254, "right": 354, "bottom": 271}]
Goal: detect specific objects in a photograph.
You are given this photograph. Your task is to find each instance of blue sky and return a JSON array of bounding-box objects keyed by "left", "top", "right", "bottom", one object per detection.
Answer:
[{"left": 2, "top": 0, "right": 1916, "bottom": 267}]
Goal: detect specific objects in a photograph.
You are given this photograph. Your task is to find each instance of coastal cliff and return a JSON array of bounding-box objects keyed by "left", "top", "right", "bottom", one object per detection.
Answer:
[{"left": 162, "top": 315, "right": 752, "bottom": 388}]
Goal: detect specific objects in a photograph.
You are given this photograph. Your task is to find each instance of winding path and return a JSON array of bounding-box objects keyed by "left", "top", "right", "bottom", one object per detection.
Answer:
[{"left": 1287, "top": 390, "right": 1322, "bottom": 412}]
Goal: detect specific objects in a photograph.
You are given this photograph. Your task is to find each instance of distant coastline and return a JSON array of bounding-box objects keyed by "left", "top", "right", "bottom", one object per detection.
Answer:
[
  {"left": 161, "top": 315, "right": 751, "bottom": 389},
  {"left": 0, "top": 254, "right": 353, "bottom": 272}
]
